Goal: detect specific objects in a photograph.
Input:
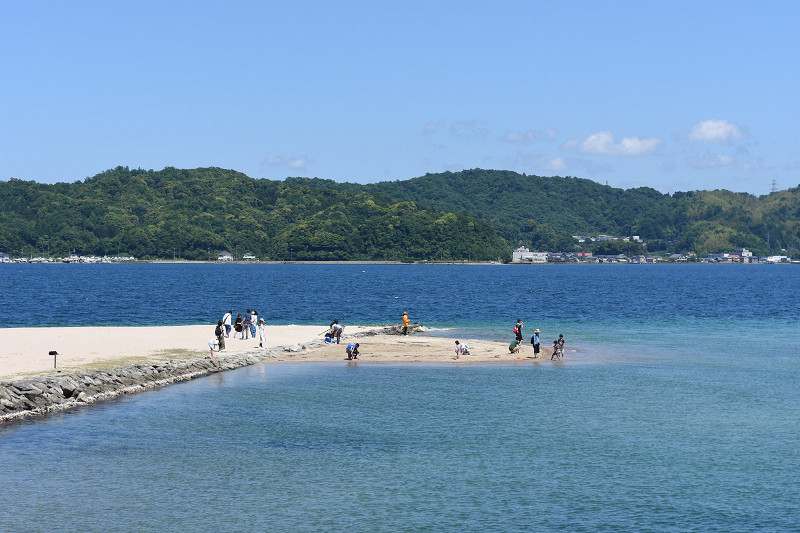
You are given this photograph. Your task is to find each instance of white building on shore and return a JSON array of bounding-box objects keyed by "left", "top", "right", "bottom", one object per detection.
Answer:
[{"left": 512, "top": 247, "right": 548, "bottom": 263}]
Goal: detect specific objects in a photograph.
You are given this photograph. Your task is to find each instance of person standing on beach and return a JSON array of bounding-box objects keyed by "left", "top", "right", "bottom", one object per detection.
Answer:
[
  {"left": 243, "top": 309, "right": 251, "bottom": 339},
  {"left": 234, "top": 313, "right": 243, "bottom": 339},
  {"left": 250, "top": 310, "right": 258, "bottom": 339},
  {"left": 531, "top": 329, "right": 540, "bottom": 357},
  {"left": 257, "top": 318, "right": 266, "bottom": 348},
  {"left": 514, "top": 319, "right": 523, "bottom": 343},
  {"left": 402, "top": 311, "right": 410, "bottom": 335},
  {"left": 552, "top": 336, "right": 565, "bottom": 360},
  {"left": 222, "top": 310, "right": 232, "bottom": 338},
  {"left": 215, "top": 320, "right": 225, "bottom": 351},
  {"left": 330, "top": 319, "right": 343, "bottom": 344}
]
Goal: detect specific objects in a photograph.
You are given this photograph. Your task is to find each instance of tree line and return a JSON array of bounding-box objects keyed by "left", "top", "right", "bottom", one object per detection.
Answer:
[
  {"left": 0, "top": 167, "right": 508, "bottom": 261},
  {"left": 1, "top": 166, "right": 799, "bottom": 260}
]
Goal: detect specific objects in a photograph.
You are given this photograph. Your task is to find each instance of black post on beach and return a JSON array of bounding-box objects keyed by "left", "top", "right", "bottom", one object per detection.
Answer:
[{"left": 50, "top": 350, "right": 58, "bottom": 369}]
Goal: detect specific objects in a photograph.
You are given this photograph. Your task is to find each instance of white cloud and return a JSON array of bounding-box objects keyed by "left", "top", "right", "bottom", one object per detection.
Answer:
[
  {"left": 691, "top": 152, "right": 734, "bottom": 168},
  {"left": 561, "top": 138, "right": 581, "bottom": 151},
  {"left": 689, "top": 119, "right": 743, "bottom": 143},
  {"left": 423, "top": 120, "right": 444, "bottom": 134},
  {"left": 450, "top": 120, "right": 488, "bottom": 139},
  {"left": 578, "top": 130, "right": 662, "bottom": 156},
  {"left": 263, "top": 154, "right": 311, "bottom": 170},
  {"left": 502, "top": 128, "right": 559, "bottom": 145},
  {"left": 503, "top": 130, "right": 537, "bottom": 144},
  {"left": 548, "top": 157, "right": 567, "bottom": 171},
  {"left": 287, "top": 157, "right": 309, "bottom": 169},
  {"left": 742, "top": 158, "right": 763, "bottom": 171},
  {"left": 264, "top": 154, "right": 285, "bottom": 166}
]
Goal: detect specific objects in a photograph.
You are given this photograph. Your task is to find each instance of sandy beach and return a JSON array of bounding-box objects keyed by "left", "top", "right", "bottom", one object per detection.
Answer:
[
  {"left": 0, "top": 325, "right": 559, "bottom": 380},
  {"left": 272, "top": 333, "right": 556, "bottom": 364}
]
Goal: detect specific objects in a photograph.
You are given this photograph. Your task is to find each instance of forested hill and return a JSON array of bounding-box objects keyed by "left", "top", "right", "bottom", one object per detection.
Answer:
[
  {"left": 2, "top": 166, "right": 800, "bottom": 260},
  {"left": 359, "top": 169, "right": 800, "bottom": 256},
  {"left": 362, "top": 169, "right": 679, "bottom": 249},
  {"left": 0, "top": 167, "right": 509, "bottom": 261}
]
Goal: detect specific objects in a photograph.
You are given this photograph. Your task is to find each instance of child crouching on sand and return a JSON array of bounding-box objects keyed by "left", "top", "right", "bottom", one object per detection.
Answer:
[{"left": 455, "top": 340, "right": 470, "bottom": 359}]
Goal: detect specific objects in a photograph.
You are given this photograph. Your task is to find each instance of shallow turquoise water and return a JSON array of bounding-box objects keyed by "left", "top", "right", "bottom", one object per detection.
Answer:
[
  {"left": 2, "top": 361, "right": 799, "bottom": 531},
  {"left": 1, "top": 264, "right": 799, "bottom": 531}
]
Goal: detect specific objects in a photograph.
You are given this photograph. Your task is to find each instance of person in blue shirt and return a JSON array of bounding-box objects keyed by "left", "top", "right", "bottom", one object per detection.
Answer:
[{"left": 346, "top": 343, "right": 360, "bottom": 360}]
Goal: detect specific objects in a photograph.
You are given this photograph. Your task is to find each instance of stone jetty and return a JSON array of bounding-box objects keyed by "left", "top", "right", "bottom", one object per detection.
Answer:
[
  {"left": 0, "top": 352, "right": 262, "bottom": 422},
  {"left": 0, "top": 323, "right": 419, "bottom": 422}
]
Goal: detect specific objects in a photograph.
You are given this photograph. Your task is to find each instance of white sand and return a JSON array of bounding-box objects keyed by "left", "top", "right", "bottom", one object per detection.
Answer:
[
  {"left": 0, "top": 325, "right": 345, "bottom": 379},
  {"left": 0, "top": 325, "right": 562, "bottom": 380}
]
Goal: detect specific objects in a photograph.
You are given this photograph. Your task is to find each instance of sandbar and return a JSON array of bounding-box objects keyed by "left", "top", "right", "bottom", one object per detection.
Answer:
[
  {"left": 274, "top": 333, "right": 556, "bottom": 364},
  {"left": 0, "top": 325, "right": 559, "bottom": 380}
]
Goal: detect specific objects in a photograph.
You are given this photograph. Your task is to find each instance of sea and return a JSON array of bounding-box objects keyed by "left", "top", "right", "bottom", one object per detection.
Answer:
[{"left": 1, "top": 263, "right": 799, "bottom": 532}]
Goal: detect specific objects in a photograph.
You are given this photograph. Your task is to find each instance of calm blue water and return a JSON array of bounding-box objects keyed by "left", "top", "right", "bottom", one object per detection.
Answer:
[{"left": 2, "top": 264, "right": 800, "bottom": 531}]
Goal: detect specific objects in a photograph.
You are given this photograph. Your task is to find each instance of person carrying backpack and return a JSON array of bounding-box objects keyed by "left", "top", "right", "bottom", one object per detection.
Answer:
[
  {"left": 215, "top": 320, "right": 225, "bottom": 351},
  {"left": 531, "top": 328, "right": 540, "bottom": 357},
  {"left": 514, "top": 319, "right": 523, "bottom": 342}
]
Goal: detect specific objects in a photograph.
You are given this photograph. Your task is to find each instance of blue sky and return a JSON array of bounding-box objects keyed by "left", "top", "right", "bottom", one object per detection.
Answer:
[{"left": 2, "top": 1, "right": 797, "bottom": 195}]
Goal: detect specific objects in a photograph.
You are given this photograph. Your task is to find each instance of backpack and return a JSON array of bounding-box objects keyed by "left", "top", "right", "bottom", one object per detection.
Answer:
[
  {"left": 513, "top": 325, "right": 519, "bottom": 334},
  {"left": 215, "top": 325, "right": 222, "bottom": 337}
]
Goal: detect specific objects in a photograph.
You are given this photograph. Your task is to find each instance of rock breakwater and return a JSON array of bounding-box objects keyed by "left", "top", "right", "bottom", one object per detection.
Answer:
[
  {"left": 0, "top": 352, "right": 264, "bottom": 422},
  {"left": 0, "top": 324, "right": 417, "bottom": 422}
]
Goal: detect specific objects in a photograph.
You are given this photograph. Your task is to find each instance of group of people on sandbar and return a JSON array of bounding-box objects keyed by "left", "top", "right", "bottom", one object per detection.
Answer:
[
  {"left": 210, "top": 308, "right": 268, "bottom": 355},
  {"left": 507, "top": 319, "right": 565, "bottom": 360}
]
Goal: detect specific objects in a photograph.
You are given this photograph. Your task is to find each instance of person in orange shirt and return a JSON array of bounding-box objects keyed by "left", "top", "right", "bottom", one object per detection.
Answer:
[{"left": 402, "top": 311, "right": 410, "bottom": 336}]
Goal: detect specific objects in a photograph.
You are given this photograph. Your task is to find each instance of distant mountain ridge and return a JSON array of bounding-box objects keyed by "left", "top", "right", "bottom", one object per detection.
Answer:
[
  {"left": 363, "top": 169, "right": 800, "bottom": 256},
  {"left": 1, "top": 166, "right": 799, "bottom": 259},
  {"left": 0, "top": 167, "right": 508, "bottom": 261}
]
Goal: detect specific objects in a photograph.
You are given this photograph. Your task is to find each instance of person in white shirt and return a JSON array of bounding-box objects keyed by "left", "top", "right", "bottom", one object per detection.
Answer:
[
  {"left": 330, "top": 319, "right": 343, "bottom": 344},
  {"left": 258, "top": 318, "right": 266, "bottom": 348},
  {"left": 222, "top": 310, "right": 232, "bottom": 338}
]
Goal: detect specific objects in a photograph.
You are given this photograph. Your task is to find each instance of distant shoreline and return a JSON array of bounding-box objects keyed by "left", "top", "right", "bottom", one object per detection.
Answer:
[{"left": 3, "top": 259, "right": 795, "bottom": 266}]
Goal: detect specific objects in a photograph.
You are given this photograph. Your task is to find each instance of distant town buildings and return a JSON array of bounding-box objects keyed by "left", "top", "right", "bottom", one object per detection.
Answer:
[
  {"left": 511, "top": 246, "right": 796, "bottom": 264},
  {"left": 0, "top": 254, "right": 136, "bottom": 263},
  {"left": 572, "top": 235, "right": 642, "bottom": 243}
]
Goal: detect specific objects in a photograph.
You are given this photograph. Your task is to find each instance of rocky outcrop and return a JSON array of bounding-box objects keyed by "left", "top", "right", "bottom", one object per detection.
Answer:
[{"left": 351, "top": 323, "right": 424, "bottom": 337}]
